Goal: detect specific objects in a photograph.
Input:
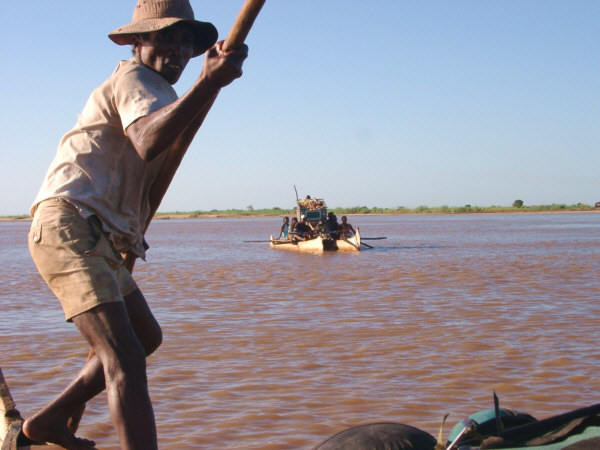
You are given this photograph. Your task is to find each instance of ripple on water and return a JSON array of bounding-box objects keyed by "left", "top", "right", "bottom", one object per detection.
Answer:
[{"left": 1, "top": 214, "right": 599, "bottom": 448}]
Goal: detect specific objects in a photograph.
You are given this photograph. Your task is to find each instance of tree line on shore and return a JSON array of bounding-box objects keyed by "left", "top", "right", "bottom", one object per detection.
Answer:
[
  {"left": 3, "top": 202, "right": 596, "bottom": 221},
  {"left": 157, "top": 201, "right": 597, "bottom": 218}
]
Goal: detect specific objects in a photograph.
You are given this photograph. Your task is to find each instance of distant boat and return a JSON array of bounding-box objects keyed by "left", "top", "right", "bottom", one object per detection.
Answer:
[
  {"left": 270, "top": 189, "right": 362, "bottom": 252},
  {"left": 270, "top": 228, "right": 361, "bottom": 252}
]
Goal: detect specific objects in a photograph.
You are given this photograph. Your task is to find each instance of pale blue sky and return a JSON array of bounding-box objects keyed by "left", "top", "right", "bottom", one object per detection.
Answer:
[{"left": 1, "top": 1, "right": 598, "bottom": 215}]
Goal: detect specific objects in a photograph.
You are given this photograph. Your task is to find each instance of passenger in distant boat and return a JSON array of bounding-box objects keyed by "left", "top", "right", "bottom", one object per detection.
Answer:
[
  {"left": 339, "top": 216, "right": 355, "bottom": 238},
  {"left": 277, "top": 216, "right": 290, "bottom": 239},
  {"left": 288, "top": 217, "right": 299, "bottom": 240},
  {"left": 298, "top": 195, "right": 312, "bottom": 209},
  {"left": 294, "top": 215, "right": 313, "bottom": 240},
  {"left": 326, "top": 211, "right": 340, "bottom": 238},
  {"left": 313, "top": 220, "right": 325, "bottom": 235}
]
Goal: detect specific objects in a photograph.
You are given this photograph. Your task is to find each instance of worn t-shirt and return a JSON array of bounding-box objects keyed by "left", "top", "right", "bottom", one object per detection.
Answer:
[{"left": 31, "top": 59, "right": 178, "bottom": 258}]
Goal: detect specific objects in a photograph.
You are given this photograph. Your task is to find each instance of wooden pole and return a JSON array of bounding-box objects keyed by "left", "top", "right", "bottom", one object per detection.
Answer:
[
  {"left": 122, "top": 0, "right": 267, "bottom": 273},
  {"left": 1, "top": 367, "right": 22, "bottom": 446},
  {"left": 223, "top": 0, "right": 266, "bottom": 51}
]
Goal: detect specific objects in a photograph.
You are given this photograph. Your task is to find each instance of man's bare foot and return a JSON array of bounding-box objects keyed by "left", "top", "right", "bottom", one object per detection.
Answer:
[{"left": 23, "top": 414, "right": 96, "bottom": 450}]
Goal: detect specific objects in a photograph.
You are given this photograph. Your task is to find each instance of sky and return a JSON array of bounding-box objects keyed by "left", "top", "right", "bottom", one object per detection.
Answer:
[{"left": 1, "top": 1, "right": 598, "bottom": 216}]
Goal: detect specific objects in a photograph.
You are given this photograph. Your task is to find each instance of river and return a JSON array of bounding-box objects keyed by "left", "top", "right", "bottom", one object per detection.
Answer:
[{"left": 1, "top": 213, "right": 598, "bottom": 448}]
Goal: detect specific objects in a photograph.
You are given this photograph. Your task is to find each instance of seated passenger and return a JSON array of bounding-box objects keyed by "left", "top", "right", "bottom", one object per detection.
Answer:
[
  {"left": 339, "top": 215, "right": 355, "bottom": 238},
  {"left": 294, "top": 215, "right": 313, "bottom": 240},
  {"left": 288, "top": 217, "right": 298, "bottom": 240},
  {"left": 326, "top": 211, "right": 339, "bottom": 238},
  {"left": 277, "top": 216, "right": 290, "bottom": 239}
]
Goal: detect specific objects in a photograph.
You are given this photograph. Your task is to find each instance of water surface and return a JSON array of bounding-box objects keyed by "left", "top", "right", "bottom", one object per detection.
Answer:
[{"left": 1, "top": 213, "right": 598, "bottom": 448}]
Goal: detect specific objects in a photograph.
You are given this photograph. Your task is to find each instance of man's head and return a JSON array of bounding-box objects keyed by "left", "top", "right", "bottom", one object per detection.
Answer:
[
  {"left": 130, "top": 23, "right": 194, "bottom": 84},
  {"left": 109, "top": 0, "right": 218, "bottom": 80}
]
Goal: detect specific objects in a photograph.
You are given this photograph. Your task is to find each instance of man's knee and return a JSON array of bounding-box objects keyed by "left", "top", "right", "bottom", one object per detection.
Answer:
[
  {"left": 123, "top": 289, "right": 162, "bottom": 356},
  {"left": 135, "top": 313, "right": 162, "bottom": 356},
  {"left": 144, "top": 326, "right": 162, "bottom": 356},
  {"left": 72, "top": 303, "right": 148, "bottom": 381}
]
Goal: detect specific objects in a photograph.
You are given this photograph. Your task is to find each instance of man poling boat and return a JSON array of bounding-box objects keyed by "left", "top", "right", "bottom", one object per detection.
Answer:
[{"left": 18, "top": 1, "right": 264, "bottom": 448}]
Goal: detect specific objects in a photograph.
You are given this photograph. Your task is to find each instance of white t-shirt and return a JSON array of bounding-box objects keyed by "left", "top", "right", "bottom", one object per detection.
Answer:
[{"left": 31, "top": 59, "right": 178, "bottom": 258}]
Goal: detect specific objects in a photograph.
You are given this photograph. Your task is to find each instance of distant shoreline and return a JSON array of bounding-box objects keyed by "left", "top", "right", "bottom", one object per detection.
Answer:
[
  {"left": 1, "top": 208, "right": 597, "bottom": 223},
  {"left": 152, "top": 209, "right": 599, "bottom": 220}
]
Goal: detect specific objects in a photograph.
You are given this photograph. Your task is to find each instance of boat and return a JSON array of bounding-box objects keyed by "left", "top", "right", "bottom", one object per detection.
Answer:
[
  {"left": 270, "top": 227, "right": 361, "bottom": 252},
  {"left": 315, "top": 400, "right": 600, "bottom": 449},
  {"left": 269, "top": 190, "right": 362, "bottom": 252},
  {"left": 1, "top": 367, "right": 65, "bottom": 449}
]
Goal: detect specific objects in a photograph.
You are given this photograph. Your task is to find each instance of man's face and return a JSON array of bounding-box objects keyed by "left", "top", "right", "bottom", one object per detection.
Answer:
[{"left": 135, "top": 23, "right": 195, "bottom": 85}]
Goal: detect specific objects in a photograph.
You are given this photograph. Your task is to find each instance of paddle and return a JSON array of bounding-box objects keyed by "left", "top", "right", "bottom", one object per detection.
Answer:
[
  {"left": 69, "top": 0, "right": 267, "bottom": 434},
  {"left": 361, "top": 242, "right": 373, "bottom": 249},
  {"left": 362, "top": 237, "right": 387, "bottom": 240}
]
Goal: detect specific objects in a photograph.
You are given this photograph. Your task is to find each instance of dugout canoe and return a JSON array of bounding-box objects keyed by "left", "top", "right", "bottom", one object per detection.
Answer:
[
  {"left": 1, "top": 368, "right": 65, "bottom": 450},
  {"left": 270, "top": 228, "right": 361, "bottom": 251},
  {"left": 315, "top": 402, "right": 600, "bottom": 449}
]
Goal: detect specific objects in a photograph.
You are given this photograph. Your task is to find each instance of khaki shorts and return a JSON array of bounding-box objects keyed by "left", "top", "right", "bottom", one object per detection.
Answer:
[{"left": 29, "top": 198, "right": 138, "bottom": 321}]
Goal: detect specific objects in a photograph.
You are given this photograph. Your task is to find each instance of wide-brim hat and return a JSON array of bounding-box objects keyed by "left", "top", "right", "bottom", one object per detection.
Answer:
[{"left": 108, "top": 0, "right": 218, "bottom": 57}]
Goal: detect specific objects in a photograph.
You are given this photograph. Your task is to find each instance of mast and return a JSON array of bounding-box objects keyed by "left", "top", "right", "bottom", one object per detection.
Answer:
[{"left": 294, "top": 185, "right": 300, "bottom": 220}]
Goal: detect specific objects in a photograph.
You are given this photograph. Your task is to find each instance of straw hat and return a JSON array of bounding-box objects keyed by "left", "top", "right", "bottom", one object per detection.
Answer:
[{"left": 108, "top": 0, "right": 218, "bottom": 57}]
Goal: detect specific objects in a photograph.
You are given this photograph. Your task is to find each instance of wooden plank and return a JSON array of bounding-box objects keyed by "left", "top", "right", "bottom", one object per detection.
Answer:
[
  {"left": 2, "top": 423, "right": 60, "bottom": 450},
  {"left": 1, "top": 369, "right": 57, "bottom": 449},
  {"left": 1, "top": 367, "right": 23, "bottom": 449}
]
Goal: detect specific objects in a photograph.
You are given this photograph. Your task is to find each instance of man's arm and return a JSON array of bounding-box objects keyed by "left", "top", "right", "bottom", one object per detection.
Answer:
[
  {"left": 127, "top": 42, "right": 248, "bottom": 162},
  {"left": 120, "top": 44, "right": 247, "bottom": 271},
  {"left": 146, "top": 93, "right": 218, "bottom": 222}
]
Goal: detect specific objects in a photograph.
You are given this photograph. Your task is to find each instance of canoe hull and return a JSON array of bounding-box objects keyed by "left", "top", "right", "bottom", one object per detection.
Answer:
[{"left": 270, "top": 229, "right": 361, "bottom": 252}]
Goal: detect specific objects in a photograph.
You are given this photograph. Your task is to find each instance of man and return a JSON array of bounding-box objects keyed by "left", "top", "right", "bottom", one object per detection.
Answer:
[
  {"left": 326, "top": 211, "right": 339, "bottom": 238},
  {"left": 294, "top": 215, "right": 314, "bottom": 240},
  {"left": 339, "top": 216, "right": 355, "bottom": 238},
  {"left": 24, "top": 1, "right": 248, "bottom": 449},
  {"left": 277, "top": 216, "right": 290, "bottom": 239}
]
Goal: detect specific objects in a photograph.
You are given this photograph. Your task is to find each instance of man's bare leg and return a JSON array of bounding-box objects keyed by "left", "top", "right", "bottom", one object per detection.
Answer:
[
  {"left": 75, "top": 301, "right": 157, "bottom": 449},
  {"left": 23, "top": 290, "right": 161, "bottom": 450},
  {"left": 22, "top": 359, "right": 103, "bottom": 449}
]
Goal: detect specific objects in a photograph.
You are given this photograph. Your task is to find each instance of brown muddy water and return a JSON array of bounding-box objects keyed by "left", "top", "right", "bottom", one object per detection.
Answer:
[{"left": 1, "top": 213, "right": 599, "bottom": 449}]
